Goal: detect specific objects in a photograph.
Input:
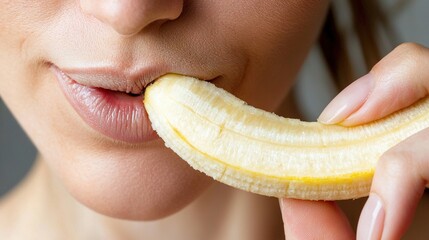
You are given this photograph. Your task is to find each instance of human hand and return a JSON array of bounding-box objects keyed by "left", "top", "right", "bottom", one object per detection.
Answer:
[{"left": 281, "top": 43, "right": 429, "bottom": 239}]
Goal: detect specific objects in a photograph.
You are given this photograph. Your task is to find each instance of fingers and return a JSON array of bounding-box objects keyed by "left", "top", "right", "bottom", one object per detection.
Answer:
[
  {"left": 357, "top": 128, "right": 429, "bottom": 239},
  {"left": 316, "top": 42, "right": 429, "bottom": 239},
  {"left": 280, "top": 198, "right": 355, "bottom": 240},
  {"left": 319, "top": 42, "right": 429, "bottom": 126}
]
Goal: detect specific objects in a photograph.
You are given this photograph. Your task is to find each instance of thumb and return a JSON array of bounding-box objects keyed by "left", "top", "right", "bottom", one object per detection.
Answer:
[
  {"left": 318, "top": 42, "right": 429, "bottom": 126},
  {"left": 280, "top": 198, "right": 355, "bottom": 240}
]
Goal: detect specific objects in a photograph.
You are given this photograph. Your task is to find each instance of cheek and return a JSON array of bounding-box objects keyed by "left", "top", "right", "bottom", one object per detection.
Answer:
[
  {"left": 0, "top": 0, "right": 60, "bottom": 102},
  {"left": 213, "top": 0, "right": 329, "bottom": 110},
  {"left": 214, "top": 1, "right": 329, "bottom": 51}
]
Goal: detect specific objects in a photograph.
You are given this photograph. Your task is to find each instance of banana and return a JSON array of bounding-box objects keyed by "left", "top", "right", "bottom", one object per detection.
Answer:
[{"left": 144, "top": 74, "right": 429, "bottom": 200}]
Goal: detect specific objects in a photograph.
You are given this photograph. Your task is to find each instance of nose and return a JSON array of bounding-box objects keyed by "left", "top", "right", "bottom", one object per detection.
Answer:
[{"left": 79, "top": 0, "right": 184, "bottom": 35}]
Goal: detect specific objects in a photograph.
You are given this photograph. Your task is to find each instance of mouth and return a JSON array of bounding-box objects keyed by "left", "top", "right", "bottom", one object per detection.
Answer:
[
  {"left": 51, "top": 64, "right": 219, "bottom": 144},
  {"left": 51, "top": 64, "right": 167, "bottom": 143},
  {"left": 58, "top": 66, "right": 166, "bottom": 96}
]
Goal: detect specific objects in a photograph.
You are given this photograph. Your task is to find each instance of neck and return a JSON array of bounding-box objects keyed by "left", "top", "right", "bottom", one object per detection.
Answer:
[{"left": 0, "top": 155, "right": 283, "bottom": 240}]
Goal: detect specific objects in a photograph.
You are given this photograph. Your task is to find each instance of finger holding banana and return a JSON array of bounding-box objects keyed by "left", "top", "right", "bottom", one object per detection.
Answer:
[
  {"left": 318, "top": 42, "right": 429, "bottom": 239},
  {"left": 319, "top": 42, "right": 429, "bottom": 126}
]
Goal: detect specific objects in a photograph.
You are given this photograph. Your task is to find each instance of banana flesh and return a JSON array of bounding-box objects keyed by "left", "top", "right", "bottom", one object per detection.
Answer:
[{"left": 144, "top": 74, "right": 429, "bottom": 200}]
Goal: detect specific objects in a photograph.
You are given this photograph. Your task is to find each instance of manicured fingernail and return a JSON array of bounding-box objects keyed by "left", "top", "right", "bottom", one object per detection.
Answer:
[
  {"left": 278, "top": 199, "right": 288, "bottom": 228},
  {"left": 318, "top": 74, "right": 374, "bottom": 124},
  {"left": 357, "top": 194, "right": 385, "bottom": 240},
  {"left": 279, "top": 198, "right": 286, "bottom": 215}
]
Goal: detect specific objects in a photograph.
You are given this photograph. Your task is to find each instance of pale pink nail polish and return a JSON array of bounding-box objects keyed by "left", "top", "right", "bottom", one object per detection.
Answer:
[
  {"left": 357, "top": 194, "right": 385, "bottom": 240},
  {"left": 279, "top": 198, "right": 285, "bottom": 213},
  {"left": 318, "top": 74, "right": 374, "bottom": 124}
]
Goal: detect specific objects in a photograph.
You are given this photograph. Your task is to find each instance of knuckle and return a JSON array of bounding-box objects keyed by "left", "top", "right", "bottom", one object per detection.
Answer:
[
  {"left": 375, "top": 148, "right": 425, "bottom": 200},
  {"left": 370, "top": 42, "right": 429, "bottom": 83},
  {"left": 377, "top": 149, "right": 413, "bottom": 179},
  {"left": 370, "top": 42, "right": 429, "bottom": 91},
  {"left": 394, "top": 42, "right": 426, "bottom": 54}
]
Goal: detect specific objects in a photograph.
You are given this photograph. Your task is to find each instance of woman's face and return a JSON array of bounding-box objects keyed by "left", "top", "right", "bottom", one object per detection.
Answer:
[{"left": 0, "top": 0, "right": 328, "bottom": 220}]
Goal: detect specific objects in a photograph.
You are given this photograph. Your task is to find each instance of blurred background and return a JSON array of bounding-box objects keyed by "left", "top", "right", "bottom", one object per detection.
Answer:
[
  {"left": 0, "top": 1, "right": 428, "bottom": 237},
  {"left": 0, "top": 100, "right": 37, "bottom": 196}
]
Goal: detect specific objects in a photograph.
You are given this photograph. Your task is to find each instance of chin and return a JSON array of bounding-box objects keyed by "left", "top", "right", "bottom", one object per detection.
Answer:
[
  {"left": 48, "top": 140, "right": 213, "bottom": 220},
  {"left": 70, "top": 178, "right": 212, "bottom": 221}
]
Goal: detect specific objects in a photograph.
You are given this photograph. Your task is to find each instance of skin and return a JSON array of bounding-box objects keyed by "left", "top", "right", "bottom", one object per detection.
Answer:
[
  {"left": 0, "top": 0, "right": 329, "bottom": 239},
  {"left": 2, "top": 1, "right": 428, "bottom": 239}
]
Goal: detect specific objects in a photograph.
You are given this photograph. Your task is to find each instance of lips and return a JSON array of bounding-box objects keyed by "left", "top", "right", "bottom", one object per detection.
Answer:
[{"left": 51, "top": 65, "right": 162, "bottom": 143}]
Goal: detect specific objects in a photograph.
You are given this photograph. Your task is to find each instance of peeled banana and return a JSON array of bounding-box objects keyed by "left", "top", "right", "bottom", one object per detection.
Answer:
[{"left": 144, "top": 74, "right": 429, "bottom": 200}]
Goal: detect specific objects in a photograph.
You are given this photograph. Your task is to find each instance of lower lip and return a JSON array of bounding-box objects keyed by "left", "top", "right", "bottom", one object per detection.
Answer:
[{"left": 51, "top": 66, "right": 159, "bottom": 143}]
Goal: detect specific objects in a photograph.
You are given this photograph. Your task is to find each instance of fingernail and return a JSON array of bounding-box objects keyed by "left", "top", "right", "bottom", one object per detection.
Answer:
[
  {"left": 279, "top": 198, "right": 286, "bottom": 214},
  {"left": 318, "top": 74, "right": 374, "bottom": 124},
  {"left": 357, "top": 194, "right": 385, "bottom": 240},
  {"left": 278, "top": 198, "right": 290, "bottom": 224}
]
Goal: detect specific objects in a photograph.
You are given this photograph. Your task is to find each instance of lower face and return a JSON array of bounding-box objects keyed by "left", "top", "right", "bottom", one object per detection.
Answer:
[{"left": 0, "top": 1, "right": 329, "bottom": 220}]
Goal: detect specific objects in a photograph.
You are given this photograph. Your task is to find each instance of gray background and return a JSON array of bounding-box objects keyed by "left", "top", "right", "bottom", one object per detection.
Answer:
[
  {"left": 1, "top": 0, "right": 428, "bottom": 197},
  {"left": 0, "top": 100, "right": 36, "bottom": 195}
]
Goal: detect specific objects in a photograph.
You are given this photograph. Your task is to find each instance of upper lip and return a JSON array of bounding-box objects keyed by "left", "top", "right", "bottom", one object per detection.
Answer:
[{"left": 56, "top": 65, "right": 169, "bottom": 94}]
